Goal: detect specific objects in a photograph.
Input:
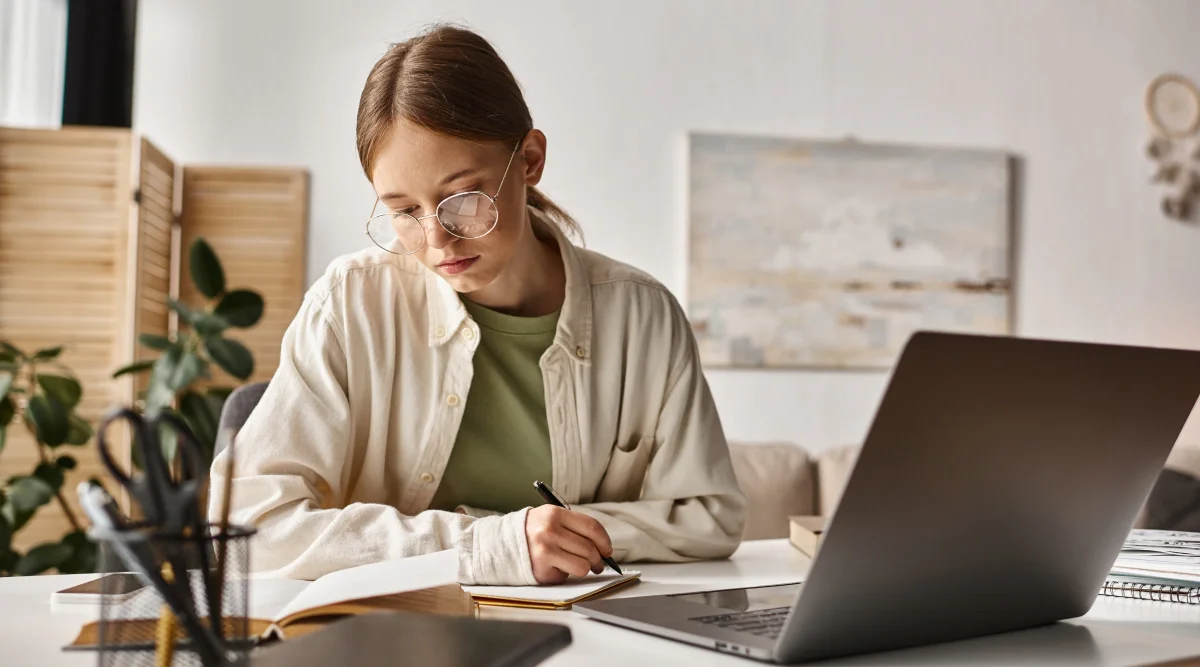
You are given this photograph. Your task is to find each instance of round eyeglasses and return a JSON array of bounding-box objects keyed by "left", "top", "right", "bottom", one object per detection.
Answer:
[{"left": 365, "top": 141, "right": 521, "bottom": 255}]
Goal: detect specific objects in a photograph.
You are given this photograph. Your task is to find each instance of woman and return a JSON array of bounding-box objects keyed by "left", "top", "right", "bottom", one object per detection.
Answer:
[{"left": 210, "top": 24, "right": 746, "bottom": 585}]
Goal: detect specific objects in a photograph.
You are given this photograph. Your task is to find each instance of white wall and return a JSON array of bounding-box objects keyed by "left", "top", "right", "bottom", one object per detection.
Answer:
[{"left": 133, "top": 0, "right": 1200, "bottom": 453}]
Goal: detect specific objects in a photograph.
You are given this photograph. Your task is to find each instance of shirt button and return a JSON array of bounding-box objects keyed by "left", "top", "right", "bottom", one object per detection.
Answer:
[
  {"left": 420, "top": 472, "right": 434, "bottom": 483},
  {"left": 434, "top": 325, "right": 446, "bottom": 338},
  {"left": 576, "top": 346, "right": 587, "bottom": 358},
  {"left": 463, "top": 329, "right": 475, "bottom": 341},
  {"left": 446, "top": 394, "right": 460, "bottom": 406}
]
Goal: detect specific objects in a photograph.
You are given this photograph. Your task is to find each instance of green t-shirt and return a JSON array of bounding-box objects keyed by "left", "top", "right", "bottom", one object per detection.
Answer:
[{"left": 429, "top": 298, "right": 558, "bottom": 514}]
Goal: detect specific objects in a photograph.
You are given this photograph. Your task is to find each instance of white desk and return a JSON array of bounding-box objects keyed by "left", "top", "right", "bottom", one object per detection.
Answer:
[{"left": 5, "top": 540, "right": 1200, "bottom": 666}]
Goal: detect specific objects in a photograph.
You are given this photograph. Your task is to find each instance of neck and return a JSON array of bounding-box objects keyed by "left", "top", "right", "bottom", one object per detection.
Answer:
[{"left": 464, "top": 212, "right": 566, "bottom": 317}]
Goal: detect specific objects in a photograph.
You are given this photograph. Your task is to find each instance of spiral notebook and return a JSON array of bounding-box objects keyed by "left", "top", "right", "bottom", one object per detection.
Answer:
[
  {"left": 1101, "top": 576, "right": 1200, "bottom": 605},
  {"left": 463, "top": 570, "right": 641, "bottom": 610}
]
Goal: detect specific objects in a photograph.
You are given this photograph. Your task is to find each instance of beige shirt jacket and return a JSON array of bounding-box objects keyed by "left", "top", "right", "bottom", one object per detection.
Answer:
[{"left": 208, "top": 211, "right": 747, "bottom": 584}]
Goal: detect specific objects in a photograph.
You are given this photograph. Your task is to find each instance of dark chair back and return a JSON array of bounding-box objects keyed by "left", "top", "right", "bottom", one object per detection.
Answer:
[{"left": 214, "top": 382, "right": 269, "bottom": 458}]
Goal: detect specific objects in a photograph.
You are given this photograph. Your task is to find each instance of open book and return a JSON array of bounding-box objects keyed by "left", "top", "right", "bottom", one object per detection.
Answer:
[
  {"left": 464, "top": 570, "right": 641, "bottom": 610},
  {"left": 68, "top": 550, "right": 471, "bottom": 648}
]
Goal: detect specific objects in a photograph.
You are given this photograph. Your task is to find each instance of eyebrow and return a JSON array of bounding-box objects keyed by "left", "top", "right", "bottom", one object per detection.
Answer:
[{"left": 378, "top": 167, "right": 482, "bottom": 201}]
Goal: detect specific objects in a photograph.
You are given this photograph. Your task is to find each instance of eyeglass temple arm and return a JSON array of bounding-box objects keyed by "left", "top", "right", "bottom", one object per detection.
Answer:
[{"left": 493, "top": 139, "right": 522, "bottom": 201}]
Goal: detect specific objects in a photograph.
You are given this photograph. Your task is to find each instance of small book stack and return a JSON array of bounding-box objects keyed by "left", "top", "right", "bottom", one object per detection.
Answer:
[{"left": 787, "top": 516, "right": 827, "bottom": 558}]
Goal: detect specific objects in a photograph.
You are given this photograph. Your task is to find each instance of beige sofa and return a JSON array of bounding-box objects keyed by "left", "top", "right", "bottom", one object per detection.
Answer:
[
  {"left": 728, "top": 442, "right": 859, "bottom": 540},
  {"left": 730, "top": 434, "right": 1200, "bottom": 541}
]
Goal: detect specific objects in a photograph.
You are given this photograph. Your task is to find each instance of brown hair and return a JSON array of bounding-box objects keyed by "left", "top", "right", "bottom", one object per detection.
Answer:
[{"left": 357, "top": 24, "right": 579, "bottom": 238}]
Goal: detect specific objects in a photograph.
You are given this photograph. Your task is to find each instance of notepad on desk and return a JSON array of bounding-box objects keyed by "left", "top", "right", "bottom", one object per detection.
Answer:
[
  {"left": 66, "top": 550, "right": 472, "bottom": 648},
  {"left": 464, "top": 570, "right": 641, "bottom": 610}
]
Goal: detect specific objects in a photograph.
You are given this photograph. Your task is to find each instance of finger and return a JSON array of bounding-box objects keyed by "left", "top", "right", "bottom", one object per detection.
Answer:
[
  {"left": 560, "top": 511, "right": 614, "bottom": 557},
  {"left": 553, "top": 527, "right": 605, "bottom": 572},
  {"left": 546, "top": 546, "right": 593, "bottom": 578}
]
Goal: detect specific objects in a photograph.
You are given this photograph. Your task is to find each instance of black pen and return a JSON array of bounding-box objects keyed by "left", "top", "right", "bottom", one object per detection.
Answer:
[{"left": 533, "top": 480, "right": 623, "bottom": 575}]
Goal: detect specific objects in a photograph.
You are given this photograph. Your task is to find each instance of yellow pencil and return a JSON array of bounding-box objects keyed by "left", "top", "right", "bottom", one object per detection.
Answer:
[{"left": 155, "top": 562, "right": 177, "bottom": 667}]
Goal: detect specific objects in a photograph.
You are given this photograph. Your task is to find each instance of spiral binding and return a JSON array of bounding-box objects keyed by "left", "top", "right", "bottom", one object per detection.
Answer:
[{"left": 1101, "top": 579, "right": 1200, "bottom": 605}]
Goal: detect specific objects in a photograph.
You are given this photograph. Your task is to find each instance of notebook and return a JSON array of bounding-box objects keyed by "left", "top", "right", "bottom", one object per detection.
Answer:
[
  {"left": 66, "top": 549, "right": 471, "bottom": 648},
  {"left": 1099, "top": 529, "right": 1200, "bottom": 605},
  {"left": 464, "top": 570, "right": 641, "bottom": 610},
  {"left": 1101, "top": 576, "right": 1200, "bottom": 605}
]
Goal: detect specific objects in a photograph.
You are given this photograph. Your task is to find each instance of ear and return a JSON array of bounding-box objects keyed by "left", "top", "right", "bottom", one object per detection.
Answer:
[{"left": 520, "top": 129, "right": 547, "bottom": 188}]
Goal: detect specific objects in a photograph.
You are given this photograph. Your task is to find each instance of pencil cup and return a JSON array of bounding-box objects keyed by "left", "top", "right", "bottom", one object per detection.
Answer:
[{"left": 88, "top": 522, "right": 257, "bottom": 667}]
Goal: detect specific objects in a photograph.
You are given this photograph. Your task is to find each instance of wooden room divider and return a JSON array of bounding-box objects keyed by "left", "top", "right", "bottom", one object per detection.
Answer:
[{"left": 0, "top": 126, "right": 308, "bottom": 550}]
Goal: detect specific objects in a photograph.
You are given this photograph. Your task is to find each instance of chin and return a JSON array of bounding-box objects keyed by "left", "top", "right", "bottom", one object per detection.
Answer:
[{"left": 440, "top": 267, "right": 498, "bottom": 294}]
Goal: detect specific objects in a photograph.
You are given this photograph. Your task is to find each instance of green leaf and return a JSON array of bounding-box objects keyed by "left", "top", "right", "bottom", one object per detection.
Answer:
[
  {"left": 33, "top": 462, "right": 64, "bottom": 492},
  {"left": 0, "top": 396, "right": 12, "bottom": 426},
  {"left": 0, "top": 547, "right": 18, "bottom": 574},
  {"left": 138, "top": 334, "right": 172, "bottom": 350},
  {"left": 112, "top": 359, "right": 155, "bottom": 379},
  {"left": 206, "top": 386, "right": 235, "bottom": 402},
  {"left": 65, "top": 414, "right": 93, "bottom": 445},
  {"left": 14, "top": 541, "right": 73, "bottom": 575},
  {"left": 26, "top": 394, "right": 69, "bottom": 446},
  {"left": 179, "top": 390, "right": 219, "bottom": 458},
  {"left": 214, "top": 289, "right": 265, "bottom": 328},
  {"left": 55, "top": 531, "right": 96, "bottom": 574},
  {"left": 0, "top": 372, "right": 12, "bottom": 402},
  {"left": 193, "top": 313, "right": 230, "bottom": 336},
  {"left": 147, "top": 345, "right": 207, "bottom": 413},
  {"left": 167, "top": 296, "right": 200, "bottom": 323},
  {"left": 30, "top": 345, "right": 64, "bottom": 362},
  {"left": 0, "top": 362, "right": 17, "bottom": 373},
  {"left": 0, "top": 341, "right": 23, "bottom": 361},
  {"left": 189, "top": 238, "right": 226, "bottom": 299},
  {"left": 56, "top": 454, "right": 78, "bottom": 470},
  {"left": 36, "top": 374, "right": 82, "bottom": 409},
  {"left": 204, "top": 337, "right": 254, "bottom": 381},
  {"left": 153, "top": 414, "right": 179, "bottom": 466},
  {"left": 7, "top": 476, "right": 55, "bottom": 513},
  {"left": 0, "top": 516, "right": 11, "bottom": 553},
  {"left": 2, "top": 505, "right": 33, "bottom": 532}
]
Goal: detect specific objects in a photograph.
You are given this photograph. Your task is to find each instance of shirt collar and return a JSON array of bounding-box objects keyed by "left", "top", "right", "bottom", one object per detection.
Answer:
[{"left": 423, "top": 208, "right": 593, "bottom": 365}]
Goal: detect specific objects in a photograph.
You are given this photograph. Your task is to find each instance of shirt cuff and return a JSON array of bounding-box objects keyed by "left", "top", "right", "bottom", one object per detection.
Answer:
[
  {"left": 457, "top": 507, "right": 538, "bottom": 585},
  {"left": 454, "top": 505, "right": 502, "bottom": 519}
]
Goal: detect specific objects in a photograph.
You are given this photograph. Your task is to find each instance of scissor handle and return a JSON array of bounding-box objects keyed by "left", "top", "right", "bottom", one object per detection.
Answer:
[{"left": 96, "top": 407, "right": 150, "bottom": 490}]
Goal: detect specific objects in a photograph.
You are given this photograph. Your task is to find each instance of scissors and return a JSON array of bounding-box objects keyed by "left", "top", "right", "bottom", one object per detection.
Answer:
[
  {"left": 96, "top": 407, "right": 208, "bottom": 536},
  {"left": 96, "top": 408, "right": 229, "bottom": 661}
]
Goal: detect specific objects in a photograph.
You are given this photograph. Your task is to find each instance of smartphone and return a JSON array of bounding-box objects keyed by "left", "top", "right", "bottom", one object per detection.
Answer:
[{"left": 52, "top": 573, "right": 146, "bottom": 607}]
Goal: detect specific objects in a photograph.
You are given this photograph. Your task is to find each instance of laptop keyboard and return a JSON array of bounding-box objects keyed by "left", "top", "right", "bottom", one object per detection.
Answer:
[{"left": 691, "top": 606, "right": 790, "bottom": 639}]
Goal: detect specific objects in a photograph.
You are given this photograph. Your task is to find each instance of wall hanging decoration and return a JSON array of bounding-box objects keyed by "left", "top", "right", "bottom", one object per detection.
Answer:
[
  {"left": 688, "top": 133, "right": 1011, "bottom": 370},
  {"left": 1144, "top": 73, "right": 1200, "bottom": 222}
]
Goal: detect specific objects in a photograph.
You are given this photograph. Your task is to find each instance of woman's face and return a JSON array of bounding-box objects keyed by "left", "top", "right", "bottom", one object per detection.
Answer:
[{"left": 369, "top": 121, "right": 544, "bottom": 294}]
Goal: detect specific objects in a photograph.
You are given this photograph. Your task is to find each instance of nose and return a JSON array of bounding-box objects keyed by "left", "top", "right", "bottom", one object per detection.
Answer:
[{"left": 423, "top": 216, "right": 456, "bottom": 250}]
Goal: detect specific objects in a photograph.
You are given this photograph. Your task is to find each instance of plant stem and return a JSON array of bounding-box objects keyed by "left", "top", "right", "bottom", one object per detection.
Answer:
[{"left": 53, "top": 485, "right": 83, "bottom": 533}]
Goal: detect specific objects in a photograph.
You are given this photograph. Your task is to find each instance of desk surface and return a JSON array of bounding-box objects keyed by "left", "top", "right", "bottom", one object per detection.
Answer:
[{"left": 5, "top": 540, "right": 1200, "bottom": 666}]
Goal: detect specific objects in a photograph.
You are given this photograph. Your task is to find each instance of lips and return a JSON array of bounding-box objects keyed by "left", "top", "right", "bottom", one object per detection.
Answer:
[{"left": 437, "top": 256, "right": 479, "bottom": 275}]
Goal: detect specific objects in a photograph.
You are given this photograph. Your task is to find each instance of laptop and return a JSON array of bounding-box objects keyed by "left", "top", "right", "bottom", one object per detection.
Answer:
[{"left": 576, "top": 331, "right": 1200, "bottom": 663}]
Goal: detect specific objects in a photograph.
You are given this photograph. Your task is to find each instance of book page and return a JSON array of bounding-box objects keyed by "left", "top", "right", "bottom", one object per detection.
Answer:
[
  {"left": 247, "top": 577, "right": 311, "bottom": 622},
  {"left": 463, "top": 570, "right": 640, "bottom": 605},
  {"left": 276, "top": 549, "right": 459, "bottom": 623}
]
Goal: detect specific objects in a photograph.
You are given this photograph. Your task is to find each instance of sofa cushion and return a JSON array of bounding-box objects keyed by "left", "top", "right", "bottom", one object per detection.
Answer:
[
  {"left": 816, "top": 445, "right": 861, "bottom": 517},
  {"left": 728, "top": 442, "right": 816, "bottom": 540}
]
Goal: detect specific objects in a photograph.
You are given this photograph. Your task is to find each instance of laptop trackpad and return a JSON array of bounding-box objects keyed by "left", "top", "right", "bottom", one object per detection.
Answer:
[{"left": 668, "top": 583, "right": 802, "bottom": 613}]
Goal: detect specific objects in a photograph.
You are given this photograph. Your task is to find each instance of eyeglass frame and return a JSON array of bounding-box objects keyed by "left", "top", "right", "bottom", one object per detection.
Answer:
[{"left": 364, "top": 138, "right": 523, "bottom": 255}]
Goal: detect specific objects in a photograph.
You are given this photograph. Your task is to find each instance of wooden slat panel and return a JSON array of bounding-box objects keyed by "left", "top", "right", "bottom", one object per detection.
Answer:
[
  {"left": 180, "top": 167, "right": 307, "bottom": 384},
  {"left": 129, "top": 138, "right": 177, "bottom": 404},
  {"left": 0, "top": 126, "right": 134, "bottom": 552}
]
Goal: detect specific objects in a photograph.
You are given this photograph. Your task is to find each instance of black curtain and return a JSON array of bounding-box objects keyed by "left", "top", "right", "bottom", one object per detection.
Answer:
[{"left": 61, "top": 0, "right": 138, "bottom": 127}]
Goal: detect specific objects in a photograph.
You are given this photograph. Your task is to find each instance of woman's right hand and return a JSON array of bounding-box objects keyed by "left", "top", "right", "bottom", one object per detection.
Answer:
[{"left": 525, "top": 505, "right": 614, "bottom": 584}]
